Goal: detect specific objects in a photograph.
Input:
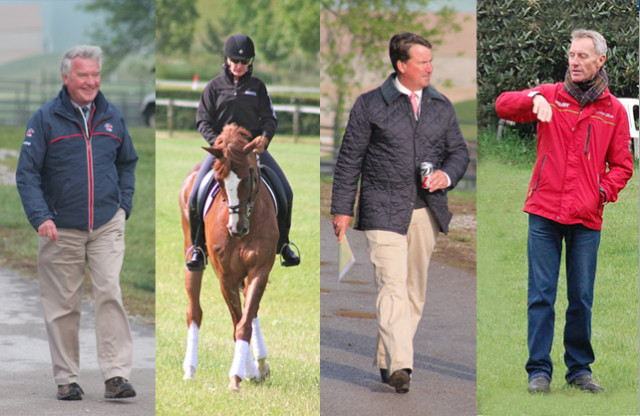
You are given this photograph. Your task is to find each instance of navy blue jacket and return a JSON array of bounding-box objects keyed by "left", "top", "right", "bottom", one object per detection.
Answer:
[
  {"left": 331, "top": 74, "right": 469, "bottom": 234},
  {"left": 16, "top": 86, "right": 138, "bottom": 232}
]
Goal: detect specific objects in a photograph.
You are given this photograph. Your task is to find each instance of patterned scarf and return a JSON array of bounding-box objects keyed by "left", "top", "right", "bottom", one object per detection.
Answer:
[{"left": 564, "top": 67, "right": 608, "bottom": 109}]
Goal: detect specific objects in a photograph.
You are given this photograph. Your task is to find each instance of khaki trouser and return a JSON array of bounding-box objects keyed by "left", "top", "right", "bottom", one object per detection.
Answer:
[
  {"left": 365, "top": 208, "right": 438, "bottom": 374},
  {"left": 38, "top": 209, "right": 133, "bottom": 385}
]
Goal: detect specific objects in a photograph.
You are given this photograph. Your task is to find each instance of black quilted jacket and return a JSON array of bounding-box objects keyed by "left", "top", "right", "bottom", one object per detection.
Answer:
[{"left": 331, "top": 74, "right": 469, "bottom": 234}]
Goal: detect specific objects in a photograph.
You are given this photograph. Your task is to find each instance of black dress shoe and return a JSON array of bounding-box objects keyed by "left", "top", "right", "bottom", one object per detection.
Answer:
[
  {"left": 380, "top": 368, "right": 390, "bottom": 383},
  {"left": 186, "top": 247, "right": 206, "bottom": 271},
  {"left": 568, "top": 374, "right": 602, "bottom": 393},
  {"left": 528, "top": 375, "right": 550, "bottom": 394},
  {"left": 388, "top": 369, "right": 411, "bottom": 393},
  {"left": 57, "top": 382, "right": 84, "bottom": 400},
  {"left": 280, "top": 244, "right": 300, "bottom": 267}
]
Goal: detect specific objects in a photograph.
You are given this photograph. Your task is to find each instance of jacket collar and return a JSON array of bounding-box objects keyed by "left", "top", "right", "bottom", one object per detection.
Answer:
[
  {"left": 56, "top": 85, "right": 110, "bottom": 120},
  {"left": 380, "top": 73, "right": 445, "bottom": 106},
  {"left": 221, "top": 64, "right": 253, "bottom": 85}
]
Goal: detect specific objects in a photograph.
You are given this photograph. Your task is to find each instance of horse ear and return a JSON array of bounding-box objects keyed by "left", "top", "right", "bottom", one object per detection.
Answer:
[
  {"left": 203, "top": 146, "right": 223, "bottom": 158},
  {"left": 242, "top": 140, "right": 258, "bottom": 154}
]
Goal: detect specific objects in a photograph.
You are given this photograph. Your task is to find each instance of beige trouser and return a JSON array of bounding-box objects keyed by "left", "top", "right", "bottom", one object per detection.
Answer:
[
  {"left": 365, "top": 208, "right": 438, "bottom": 374},
  {"left": 38, "top": 208, "right": 133, "bottom": 385}
]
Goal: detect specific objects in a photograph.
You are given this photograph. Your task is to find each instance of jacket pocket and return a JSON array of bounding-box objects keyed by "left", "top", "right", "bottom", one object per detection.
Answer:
[
  {"left": 528, "top": 154, "right": 547, "bottom": 197},
  {"left": 584, "top": 125, "right": 591, "bottom": 159}
]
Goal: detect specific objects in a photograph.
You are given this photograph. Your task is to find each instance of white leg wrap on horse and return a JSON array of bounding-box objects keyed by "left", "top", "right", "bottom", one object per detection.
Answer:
[
  {"left": 183, "top": 323, "right": 199, "bottom": 379},
  {"left": 251, "top": 317, "right": 268, "bottom": 360},
  {"left": 229, "top": 339, "right": 259, "bottom": 380}
]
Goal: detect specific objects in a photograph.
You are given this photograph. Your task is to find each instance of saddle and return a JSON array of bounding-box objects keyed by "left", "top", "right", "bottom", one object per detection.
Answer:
[{"left": 197, "top": 165, "right": 288, "bottom": 235}]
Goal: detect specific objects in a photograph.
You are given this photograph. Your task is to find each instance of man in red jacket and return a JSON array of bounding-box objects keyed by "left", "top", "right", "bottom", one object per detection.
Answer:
[{"left": 496, "top": 29, "right": 633, "bottom": 394}]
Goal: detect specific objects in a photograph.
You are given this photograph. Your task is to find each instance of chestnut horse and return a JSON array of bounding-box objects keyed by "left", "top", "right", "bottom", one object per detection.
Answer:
[{"left": 179, "top": 124, "right": 278, "bottom": 391}]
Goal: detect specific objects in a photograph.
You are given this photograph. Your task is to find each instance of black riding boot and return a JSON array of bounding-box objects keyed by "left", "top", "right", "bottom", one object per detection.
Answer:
[
  {"left": 277, "top": 201, "right": 300, "bottom": 267},
  {"left": 186, "top": 202, "right": 206, "bottom": 271}
]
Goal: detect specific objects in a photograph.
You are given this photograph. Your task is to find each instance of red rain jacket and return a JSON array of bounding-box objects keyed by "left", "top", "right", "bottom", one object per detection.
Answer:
[{"left": 496, "top": 82, "right": 633, "bottom": 230}]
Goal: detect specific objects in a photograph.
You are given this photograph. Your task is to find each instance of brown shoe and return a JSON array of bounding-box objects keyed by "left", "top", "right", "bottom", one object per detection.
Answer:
[
  {"left": 569, "top": 374, "right": 602, "bottom": 393},
  {"left": 388, "top": 369, "right": 411, "bottom": 393},
  {"left": 57, "top": 382, "right": 84, "bottom": 400},
  {"left": 528, "top": 376, "right": 550, "bottom": 394},
  {"left": 104, "top": 376, "right": 136, "bottom": 399}
]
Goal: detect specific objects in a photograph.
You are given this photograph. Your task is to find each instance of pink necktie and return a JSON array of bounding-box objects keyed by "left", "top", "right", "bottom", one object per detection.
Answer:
[{"left": 410, "top": 92, "right": 419, "bottom": 117}]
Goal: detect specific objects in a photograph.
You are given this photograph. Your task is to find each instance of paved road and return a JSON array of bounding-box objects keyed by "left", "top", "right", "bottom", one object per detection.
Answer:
[
  {"left": 0, "top": 266, "right": 155, "bottom": 415},
  {"left": 320, "top": 217, "right": 476, "bottom": 415}
]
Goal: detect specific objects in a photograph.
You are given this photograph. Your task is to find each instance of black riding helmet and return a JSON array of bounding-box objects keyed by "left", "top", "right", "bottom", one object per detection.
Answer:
[{"left": 224, "top": 34, "right": 255, "bottom": 61}]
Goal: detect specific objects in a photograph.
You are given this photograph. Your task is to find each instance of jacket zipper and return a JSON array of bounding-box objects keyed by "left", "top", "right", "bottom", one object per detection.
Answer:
[
  {"left": 584, "top": 124, "right": 591, "bottom": 160},
  {"left": 75, "top": 118, "right": 94, "bottom": 231}
]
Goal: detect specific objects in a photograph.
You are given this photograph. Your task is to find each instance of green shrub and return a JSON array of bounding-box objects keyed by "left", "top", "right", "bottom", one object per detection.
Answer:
[{"left": 478, "top": 0, "right": 639, "bottom": 130}]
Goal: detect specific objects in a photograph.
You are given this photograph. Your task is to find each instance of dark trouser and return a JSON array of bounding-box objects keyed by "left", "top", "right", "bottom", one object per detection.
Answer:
[
  {"left": 526, "top": 214, "right": 600, "bottom": 383},
  {"left": 188, "top": 150, "right": 294, "bottom": 251}
]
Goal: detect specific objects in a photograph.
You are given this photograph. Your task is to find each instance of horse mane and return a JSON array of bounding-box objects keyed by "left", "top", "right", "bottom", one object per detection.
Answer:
[{"left": 213, "top": 124, "right": 253, "bottom": 179}]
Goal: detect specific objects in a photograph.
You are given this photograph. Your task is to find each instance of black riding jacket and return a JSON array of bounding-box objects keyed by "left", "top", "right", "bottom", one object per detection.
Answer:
[{"left": 196, "top": 65, "right": 277, "bottom": 145}]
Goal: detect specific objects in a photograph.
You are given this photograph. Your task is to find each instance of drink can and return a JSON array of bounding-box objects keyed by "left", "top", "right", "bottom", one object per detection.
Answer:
[{"left": 420, "top": 162, "right": 433, "bottom": 189}]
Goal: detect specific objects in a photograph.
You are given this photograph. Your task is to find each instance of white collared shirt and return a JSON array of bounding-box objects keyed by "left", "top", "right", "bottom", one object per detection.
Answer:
[{"left": 393, "top": 76, "right": 421, "bottom": 119}]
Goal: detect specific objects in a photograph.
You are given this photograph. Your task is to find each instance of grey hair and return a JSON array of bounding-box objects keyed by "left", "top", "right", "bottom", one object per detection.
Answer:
[
  {"left": 571, "top": 29, "right": 607, "bottom": 56},
  {"left": 60, "top": 45, "right": 103, "bottom": 76}
]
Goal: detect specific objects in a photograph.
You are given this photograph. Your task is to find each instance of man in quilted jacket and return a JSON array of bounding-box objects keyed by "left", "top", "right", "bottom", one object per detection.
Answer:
[{"left": 331, "top": 32, "right": 470, "bottom": 393}]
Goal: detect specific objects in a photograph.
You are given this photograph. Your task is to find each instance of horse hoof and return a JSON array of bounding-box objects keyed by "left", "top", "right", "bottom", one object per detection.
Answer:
[
  {"left": 228, "top": 376, "right": 241, "bottom": 392},
  {"left": 257, "top": 359, "right": 270, "bottom": 380},
  {"left": 183, "top": 366, "right": 196, "bottom": 380}
]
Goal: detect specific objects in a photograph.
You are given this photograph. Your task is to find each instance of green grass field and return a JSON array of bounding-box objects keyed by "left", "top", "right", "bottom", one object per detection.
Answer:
[
  {"left": 0, "top": 125, "right": 155, "bottom": 322},
  {"left": 477, "top": 158, "right": 639, "bottom": 415},
  {"left": 155, "top": 131, "right": 320, "bottom": 415}
]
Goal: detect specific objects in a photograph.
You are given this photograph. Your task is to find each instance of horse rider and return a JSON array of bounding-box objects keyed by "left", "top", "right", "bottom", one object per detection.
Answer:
[{"left": 186, "top": 33, "right": 300, "bottom": 270}]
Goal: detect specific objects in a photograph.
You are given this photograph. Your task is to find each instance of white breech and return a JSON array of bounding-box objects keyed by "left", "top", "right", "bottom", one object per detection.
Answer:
[{"left": 183, "top": 322, "right": 199, "bottom": 380}]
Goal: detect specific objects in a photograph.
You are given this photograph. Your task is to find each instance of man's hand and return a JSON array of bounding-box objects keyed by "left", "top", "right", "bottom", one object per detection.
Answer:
[
  {"left": 38, "top": 219, "right": 58, "bottom": 242},
  {"left": 427, "top": 170, "right": 449, "bottom": 192},
  {"left": 332, "top": 215, "right": 351, "bottom": 243},
  {"left": 532, "top": 94, "right": 552, "bottom": 123}
]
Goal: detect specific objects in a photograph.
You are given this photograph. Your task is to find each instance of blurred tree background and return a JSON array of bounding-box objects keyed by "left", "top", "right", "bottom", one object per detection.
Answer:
[
  {"left": 156, "top": 0, "right": 318, "bottom": 85},
  {"left": 320, "top": 0, "right": 461, "bottom": 136},
  {"left": 477, "top": 0, "right": 639, "bottom": 131},
  {"left": 82, "top": 0, "right": 156, "bottom": 76}
]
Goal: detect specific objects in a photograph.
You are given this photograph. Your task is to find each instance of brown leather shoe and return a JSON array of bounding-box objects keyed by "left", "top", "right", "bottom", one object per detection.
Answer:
[
  {"left": 57, "top": 382, "right": 84, "bottom": 400},
  {"left": 528, "top": 376, "right": 550, "bottom": 394},
  {"left": 104, "top": 376, "right": 136, "bottom": 399},
  {"left": 388, "top": 369, "right": 411, "bottom": 393},
  {"left": 569, "top": 374, "right": 602, "bottom": 393}
]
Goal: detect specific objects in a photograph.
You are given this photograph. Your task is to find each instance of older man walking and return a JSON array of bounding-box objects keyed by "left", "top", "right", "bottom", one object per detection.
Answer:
[{"left": 16, "top": 45, "right": 138, "bottom": 400}]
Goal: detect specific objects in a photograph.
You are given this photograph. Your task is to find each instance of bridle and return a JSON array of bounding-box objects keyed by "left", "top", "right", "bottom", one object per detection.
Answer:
[{"left": 222, "top": 155, "right": 259, "bottom": 218}]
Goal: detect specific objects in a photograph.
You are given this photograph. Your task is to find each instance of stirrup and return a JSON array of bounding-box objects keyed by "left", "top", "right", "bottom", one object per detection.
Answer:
[
  {"left": 279, "top": 242, "right": 300, "bottom": 267},
  {"left": 186, "top": 246, "right": 207, "bottom": 271}
]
